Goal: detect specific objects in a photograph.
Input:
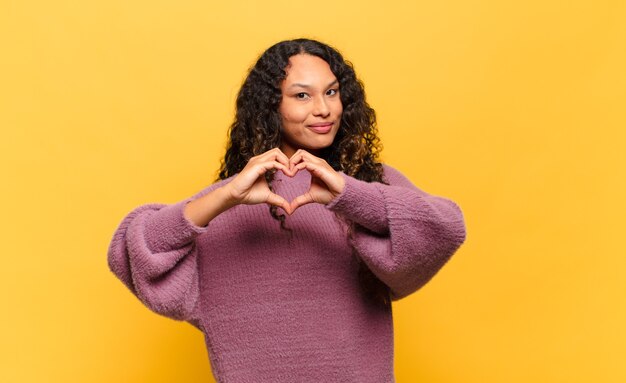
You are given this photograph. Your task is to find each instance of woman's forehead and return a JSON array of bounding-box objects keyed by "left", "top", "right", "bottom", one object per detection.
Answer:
[{"left": 283, "top": 54, "right": 336, "bottom": 86}]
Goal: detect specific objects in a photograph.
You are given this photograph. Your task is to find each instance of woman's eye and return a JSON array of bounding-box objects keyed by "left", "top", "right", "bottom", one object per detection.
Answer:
[
  {"left": 296, "top": 93, "right": 309, "bottom": 99},
  {"left": 326, "top": 89, "right": 338, "bottom": 96}
]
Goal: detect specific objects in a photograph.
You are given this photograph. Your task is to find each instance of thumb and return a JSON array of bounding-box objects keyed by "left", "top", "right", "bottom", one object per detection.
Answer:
[
  {"left": 265, "top": 192, "right": 292, "bottom": 215},
  {"left": 289, "top": 193, "right": 314, "bottom": 215}
]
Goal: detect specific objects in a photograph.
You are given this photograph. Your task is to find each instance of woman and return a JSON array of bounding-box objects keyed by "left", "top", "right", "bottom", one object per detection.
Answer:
[{"left": 108, "top": 38, "right": 466, "bottom": 382}]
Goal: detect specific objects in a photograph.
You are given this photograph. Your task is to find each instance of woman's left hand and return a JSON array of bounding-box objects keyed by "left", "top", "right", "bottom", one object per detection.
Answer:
[{"left": 288, "top": 149, "right": 345, "bottom": 213}]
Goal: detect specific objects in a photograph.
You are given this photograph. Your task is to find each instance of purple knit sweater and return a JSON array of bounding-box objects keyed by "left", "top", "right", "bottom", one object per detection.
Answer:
[{"left": 108, "top": 165, "right": 466, "bottom": 382}]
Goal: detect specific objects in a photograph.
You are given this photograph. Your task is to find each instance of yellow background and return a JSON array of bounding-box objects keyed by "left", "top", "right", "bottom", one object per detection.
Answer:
[{"left": 1, "top": 0, "right": 624, "bottom": 382}]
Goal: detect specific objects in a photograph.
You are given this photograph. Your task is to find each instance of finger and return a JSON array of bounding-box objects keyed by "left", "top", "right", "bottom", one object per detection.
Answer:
[
  {"left": 251, "top": 148, "right": 289, "bottom": 168},
  {"left": 265, "top": 192, "right": 292, "bottom": 215},
  {"left": 293, "top": 161, "right": 325, "bottom": 178},
  {"left": 254, "top": 160, "right": 292, "bottom": 176},
  {"left": 293, "top": 161, "right": 345, "bottom": 196},
  {"left": 288, "top": 150, "right": 303, "bottom": 169},
  {"left": 274, "top": 161, "right": 297, "bottom": 177},
  {"left": 290, "top": 151, "right": 327, "bottom": 171},
  {"left": 293, "top": 149, "right": 324, "bottom": 164},
  {"left": 289, "top": 192, "right": 315, "bottom": 213},
  {"left": 293, "top": 161, "right": 310, "bottom": 172},
  {"left": 260, "top": 147, "right": 289, "bottom": 165},
  {"left": 289, "top": 149, "right": 311, "bottom": 166},
  {"left": 265, "top": 148, "right": 291, "bottom": 169},
  {"left": 260, "top": 150, "right": 296, "bottom": 176}
]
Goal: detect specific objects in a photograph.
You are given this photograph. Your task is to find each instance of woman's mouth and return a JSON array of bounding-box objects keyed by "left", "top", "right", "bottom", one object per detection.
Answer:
[{"left": 307, "top": 122, "right": 334, "bottom": 134}]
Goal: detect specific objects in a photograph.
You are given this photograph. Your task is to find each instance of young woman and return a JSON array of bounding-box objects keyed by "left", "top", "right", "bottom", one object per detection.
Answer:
[{"left": 108, "top": 38, "right": 466, "bottom": 382}]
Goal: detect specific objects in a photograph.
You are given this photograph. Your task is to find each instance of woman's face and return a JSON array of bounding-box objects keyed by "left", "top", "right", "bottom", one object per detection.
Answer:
[{"left": 278, "top": 54, "right": 343, "bottom": 158}]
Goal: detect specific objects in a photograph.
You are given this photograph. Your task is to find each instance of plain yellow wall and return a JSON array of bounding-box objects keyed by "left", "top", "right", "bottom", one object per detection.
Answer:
[{"left": 1, "top": 0, "right": 624, "bottom": 382}]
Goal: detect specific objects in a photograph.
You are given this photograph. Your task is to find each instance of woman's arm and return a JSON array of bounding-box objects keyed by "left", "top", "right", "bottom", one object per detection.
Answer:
[
  {"left": 326, "top": 165, "right": 467, "bottom": 300},
  {"left": 107, "top": 148, "right": 295, "bottom": 323},
  {"left": 107, "top": 197, "right": 212, "bottom": 323}
]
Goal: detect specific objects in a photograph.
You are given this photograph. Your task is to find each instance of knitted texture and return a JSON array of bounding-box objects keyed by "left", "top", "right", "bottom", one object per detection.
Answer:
[{"left": 107, "top": 165, "right": 466, "bottom": 382}]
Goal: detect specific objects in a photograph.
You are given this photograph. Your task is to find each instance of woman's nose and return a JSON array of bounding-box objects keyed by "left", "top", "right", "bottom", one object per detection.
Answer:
[{"left": 312, "top": 96, "right": 330, "bottom": 117}]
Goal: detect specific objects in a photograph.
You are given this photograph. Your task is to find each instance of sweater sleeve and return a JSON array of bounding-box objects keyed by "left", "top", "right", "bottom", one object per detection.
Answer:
[
  {"left": 326, "top": 165, "right": 467, "bottom": 300},
  {"left": 107, "top": 196, "right": 210, "bottom": 324}
]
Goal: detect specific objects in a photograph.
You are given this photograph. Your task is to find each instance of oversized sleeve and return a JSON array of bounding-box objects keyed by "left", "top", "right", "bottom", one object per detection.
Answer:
[
  {"left": 326, "top": 165, "right": 467, "bottom": 300},
  {"left": 107, "top": 194, "right": 210, "bottom": 323}
]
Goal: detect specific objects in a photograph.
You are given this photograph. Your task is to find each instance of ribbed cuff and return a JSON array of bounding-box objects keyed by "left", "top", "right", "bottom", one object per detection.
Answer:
[
  {"left": 326, "top": 173, "right": 389, "bottom": 234},
  {"left": 143, "top": 199, "right": 209, "bottom": 252}
]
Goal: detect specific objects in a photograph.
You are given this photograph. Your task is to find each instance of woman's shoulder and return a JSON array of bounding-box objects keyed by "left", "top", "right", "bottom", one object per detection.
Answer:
[
  {"left": 380, "top": 163, "right": 401, "bottom": 176},
  {"left": 380, "top": 163, "right": 412, "bottom": 185}
]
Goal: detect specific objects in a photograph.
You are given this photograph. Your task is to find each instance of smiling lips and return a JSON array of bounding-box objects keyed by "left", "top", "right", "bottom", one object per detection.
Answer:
[{"left": 307, "top": 122, "right": 334, "bottom": 134}]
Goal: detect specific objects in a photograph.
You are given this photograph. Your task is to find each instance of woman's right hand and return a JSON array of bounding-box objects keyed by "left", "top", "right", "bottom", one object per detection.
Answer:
[
  {"left": 184, "top": 148, "right": 294, "bottom": 227},
  {"left": 222, "top": 148, "right": 294, "bottom": 214}
]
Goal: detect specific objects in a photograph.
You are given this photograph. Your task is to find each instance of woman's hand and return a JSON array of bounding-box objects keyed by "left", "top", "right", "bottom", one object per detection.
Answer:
[
  {"left": 223, "top": 148, "right": 295, "bottom": 214},
  {"left": 185, "top": 148, "right": 344, "bottom": 226},
  {"left": 288, "top": 149, "right": 345, "bottom": 213}
]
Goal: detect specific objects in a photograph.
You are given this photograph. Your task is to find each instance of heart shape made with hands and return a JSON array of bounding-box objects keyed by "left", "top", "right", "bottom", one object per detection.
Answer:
[
  {"left": 231, "top": 149, "right": 346, "bottom": 216},
  {"left": 273, "top": 160, "right": 345, "bottom": 216}
]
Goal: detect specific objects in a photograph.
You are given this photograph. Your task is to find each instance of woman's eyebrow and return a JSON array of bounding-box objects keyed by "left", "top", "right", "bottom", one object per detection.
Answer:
[{"left": 288, "top": 79, "right": 339, "bottom": 89}]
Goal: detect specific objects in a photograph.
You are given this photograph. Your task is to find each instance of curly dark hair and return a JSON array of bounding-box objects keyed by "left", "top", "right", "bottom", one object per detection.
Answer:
[{"left": 218, "top": 38, "right": 390, "bottom": 305}]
